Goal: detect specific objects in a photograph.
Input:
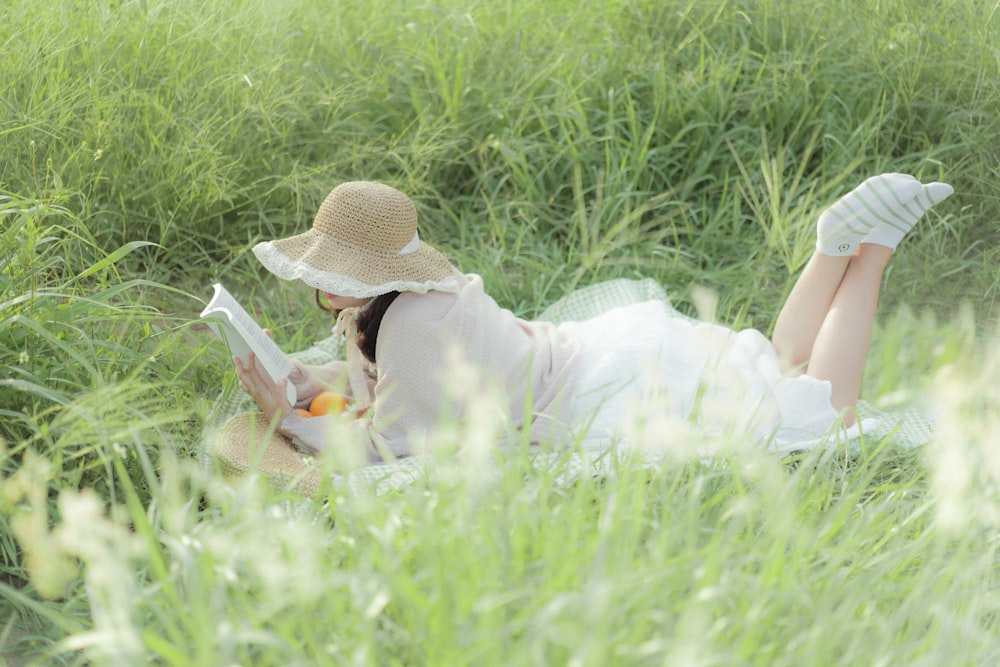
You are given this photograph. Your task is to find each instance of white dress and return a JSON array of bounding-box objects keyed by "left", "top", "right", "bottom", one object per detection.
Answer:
[{"left": 557, "top": 300, "right": 860, "bottom": 454}]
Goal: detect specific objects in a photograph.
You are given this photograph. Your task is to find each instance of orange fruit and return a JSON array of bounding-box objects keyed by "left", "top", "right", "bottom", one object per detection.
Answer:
[
  {"left": 309, "top": 391, "right": 347, "bottom": 416},
  {"left": 293, "top": 408, "right": 314, "bottom": 418}
]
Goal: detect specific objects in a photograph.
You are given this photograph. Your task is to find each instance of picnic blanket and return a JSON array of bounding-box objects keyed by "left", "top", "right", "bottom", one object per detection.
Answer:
[{"left": 202, "top": 278, "right": 934, "bottom": 496}]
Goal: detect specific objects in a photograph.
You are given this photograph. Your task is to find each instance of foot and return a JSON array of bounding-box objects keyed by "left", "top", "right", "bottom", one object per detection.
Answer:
[
  {"left": 816, "top": 173, "right": 923, "bottom": 256},
  {"left": 862, "top": 181, "right": 954, "bottom": 251}
]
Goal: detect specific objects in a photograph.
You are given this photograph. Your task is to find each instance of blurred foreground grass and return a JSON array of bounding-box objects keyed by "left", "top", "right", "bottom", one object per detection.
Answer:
[{"left": 1, "top": 0, "right": 998, "bottom": 664}]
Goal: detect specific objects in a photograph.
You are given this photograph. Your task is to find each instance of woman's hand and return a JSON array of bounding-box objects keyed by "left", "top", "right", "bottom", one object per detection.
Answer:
[
  {"left": 257, "top": 328, "right": 347, "bottom": 407},
  {"left": 287, "top": 360, "right": 334, "bottom": 406},
  {"left": 234, "top": 352, "right": 293, "bottom": 425}
]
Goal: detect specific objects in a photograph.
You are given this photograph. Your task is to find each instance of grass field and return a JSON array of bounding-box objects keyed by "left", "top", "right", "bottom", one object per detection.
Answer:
[{"left": 1, "top": 0, "right": 999, "bottom": 664}]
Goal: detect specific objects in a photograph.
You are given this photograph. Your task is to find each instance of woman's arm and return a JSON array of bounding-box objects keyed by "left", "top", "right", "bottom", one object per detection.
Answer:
[
  {"left": 288, "top": 359, "right": 353, "bottom": 406},
  {"left": 235, "top": 351, "right": 384, "bottom": 464},
  {"left": 234, "top": 351, "right": 293, "bottom": 424}
]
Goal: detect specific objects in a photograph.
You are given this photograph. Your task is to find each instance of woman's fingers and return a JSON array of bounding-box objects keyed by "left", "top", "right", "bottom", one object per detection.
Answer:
[
  {"left": 233, "top": 355, "right": 252, "bottom": 390},
  {"left": 274, "top": 378, "right": 292, "bottom": 411},
  {"left": 235, "top": 352, "right": 292, "bottom": 421}
]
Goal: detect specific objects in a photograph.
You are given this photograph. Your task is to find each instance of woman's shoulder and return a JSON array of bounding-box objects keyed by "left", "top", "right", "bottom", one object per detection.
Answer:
[
  {"left": 374, "top": 275, "right": 478, "bottom": 365},
  {"left": 379, "top": 273, "right": 510, "bottom": 351},
  {"left": 383, "top": 272, "right": 485, "bottom": 321}
]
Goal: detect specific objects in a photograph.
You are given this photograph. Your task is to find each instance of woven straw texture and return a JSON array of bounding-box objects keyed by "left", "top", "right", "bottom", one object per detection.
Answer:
[
  {"left": 252, "top": 181, "right": 458, "bottom": 297},
  {"left": 214, "top": 412, "right": 323, "bottom": 497},
  {"left": 203, "top": 278, "right": 935, "bottom": 497}
]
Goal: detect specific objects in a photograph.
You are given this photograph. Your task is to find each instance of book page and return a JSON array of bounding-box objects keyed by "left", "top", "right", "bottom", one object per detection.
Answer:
[{"left": 201, "top": 283, "right": 297, "bottom": 405}]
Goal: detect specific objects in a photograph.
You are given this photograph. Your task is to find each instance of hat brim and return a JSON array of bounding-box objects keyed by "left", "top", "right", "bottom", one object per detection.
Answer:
[
  {"left": 253, "top": 230, "right": 460, "bottom": 298},
  {"left": 212, "top": 412, "right": 324, "bottom": 497}
]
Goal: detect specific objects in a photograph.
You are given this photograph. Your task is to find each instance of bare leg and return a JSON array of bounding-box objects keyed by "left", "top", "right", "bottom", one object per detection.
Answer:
[
  {"left": 805, "top": 244, "right": 892, "bottom": 426},
  {"left": 775, "top": 172, "right": 928, "bottom": 373},
  {"left": 771, "top": 252, "right": 852, "bottom": 373},
  {"left": 771, "top": 176, "right": 953, "bottom": 425}
]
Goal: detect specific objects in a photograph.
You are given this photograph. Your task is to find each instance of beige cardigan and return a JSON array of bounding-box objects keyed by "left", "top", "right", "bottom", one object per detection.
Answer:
[{"left": 280, "top": 273, "right": 582, "bottom": 462}]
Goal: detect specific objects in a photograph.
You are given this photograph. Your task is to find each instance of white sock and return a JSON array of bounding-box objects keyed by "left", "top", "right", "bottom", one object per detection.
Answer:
[
  {"left": 816, "top": 173, "right": 923, "bottom": 256},
  {"left": 862, "top": 182, "right": 954, "bottom": 251}
]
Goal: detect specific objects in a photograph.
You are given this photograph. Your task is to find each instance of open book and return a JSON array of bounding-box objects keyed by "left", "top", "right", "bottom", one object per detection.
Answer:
[{"left": 200, "top": 283, "right": 297, "bottom": 406}]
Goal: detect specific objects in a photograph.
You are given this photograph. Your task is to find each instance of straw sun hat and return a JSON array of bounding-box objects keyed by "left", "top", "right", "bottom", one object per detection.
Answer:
[
  {"left": 213, "top": 412, "right": 323, "bottom": 497},
  {"left": 252, "top": 181, "right": 460, "bottom": 297}
]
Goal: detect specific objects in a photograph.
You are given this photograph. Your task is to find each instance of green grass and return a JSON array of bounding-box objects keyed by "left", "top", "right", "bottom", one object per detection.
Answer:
[{"left": 1, "top": 0, "right": 999, "bottom": 664}]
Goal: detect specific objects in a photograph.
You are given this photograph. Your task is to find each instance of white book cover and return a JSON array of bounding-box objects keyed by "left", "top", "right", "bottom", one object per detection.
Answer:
[{"left": 200, "top": 283, "right": 297, "bottom": 406}]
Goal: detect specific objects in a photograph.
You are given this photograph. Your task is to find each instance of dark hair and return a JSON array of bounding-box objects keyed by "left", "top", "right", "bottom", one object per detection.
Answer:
[{"left": 356, "top": 291, "right": 401, "bottom": 363}]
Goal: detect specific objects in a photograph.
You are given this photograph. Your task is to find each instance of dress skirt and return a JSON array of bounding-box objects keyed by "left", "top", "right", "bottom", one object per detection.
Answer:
[{"left": 557, "top": 300, "right": 856, "bottom": 453}]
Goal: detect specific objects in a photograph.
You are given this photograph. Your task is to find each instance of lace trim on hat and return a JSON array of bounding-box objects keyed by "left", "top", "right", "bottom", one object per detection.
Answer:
[{"left": 253, "top": 242, "right": 461, "bottom": 297}]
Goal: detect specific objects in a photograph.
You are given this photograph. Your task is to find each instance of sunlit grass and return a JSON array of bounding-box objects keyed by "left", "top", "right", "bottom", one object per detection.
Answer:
[{"left": 1, "top": 0, "right": 998, "bottom": 664}]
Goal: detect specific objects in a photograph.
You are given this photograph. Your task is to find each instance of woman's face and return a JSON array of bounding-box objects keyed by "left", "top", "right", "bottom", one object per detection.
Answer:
[{"left": 322, "top": 293, "right": 371, "bottom": 311}]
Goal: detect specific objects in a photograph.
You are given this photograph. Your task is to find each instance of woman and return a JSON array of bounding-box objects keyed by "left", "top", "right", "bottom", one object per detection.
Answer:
[{"left": 235, "top": 175, "right": 952, "bottom": 464}]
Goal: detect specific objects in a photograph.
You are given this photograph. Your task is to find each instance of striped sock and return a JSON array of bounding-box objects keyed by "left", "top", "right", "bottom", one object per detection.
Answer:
[
  {"left": 862, "top": 182, "right": 954, "bottom": 251},
  {"left": 816, "top": 173, "right": 923, "bottom": 256}
]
